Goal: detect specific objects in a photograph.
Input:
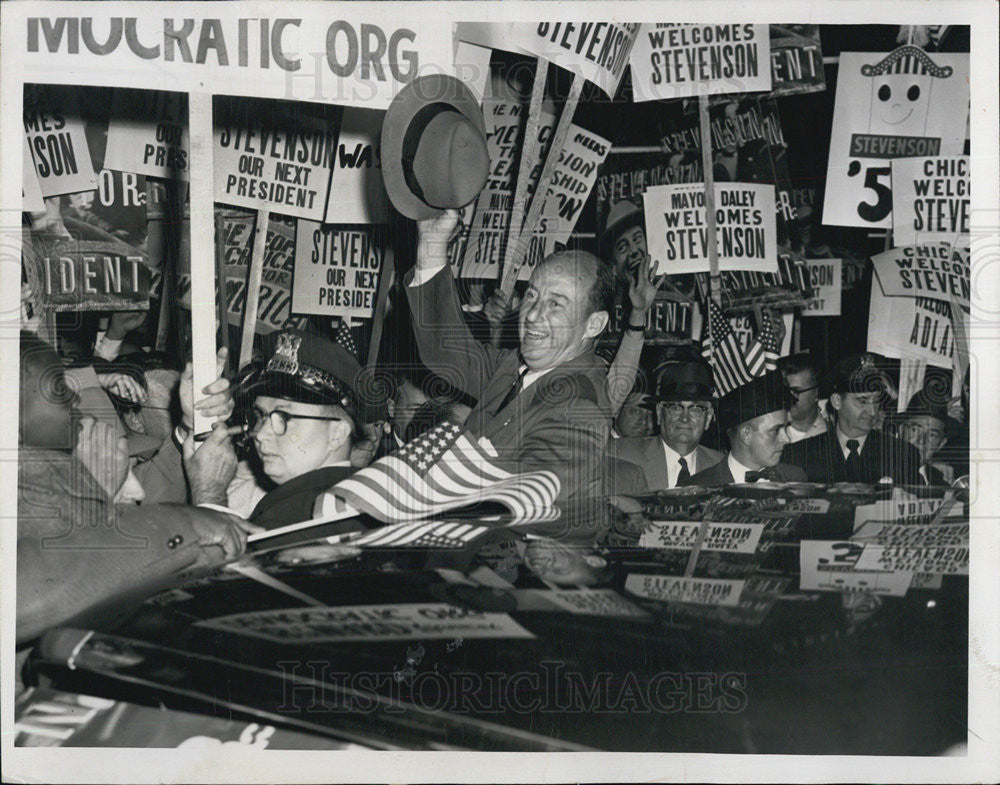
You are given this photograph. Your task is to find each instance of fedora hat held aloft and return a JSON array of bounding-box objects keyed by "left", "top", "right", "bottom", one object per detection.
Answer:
[{"left": 381, "top": 74, "right": 490, "bottom": 220}]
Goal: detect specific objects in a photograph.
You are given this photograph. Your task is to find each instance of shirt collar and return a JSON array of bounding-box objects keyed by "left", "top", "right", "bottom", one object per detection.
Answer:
[
  {"left": 835, "top": 426, "right": 868, "bottom": 456},
  {"left": 727, "top": 452, "right": 755, "bottom": 484}
]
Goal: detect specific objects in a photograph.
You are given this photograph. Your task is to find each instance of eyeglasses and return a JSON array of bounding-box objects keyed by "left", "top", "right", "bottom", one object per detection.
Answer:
[
  {"left": 250, "top": 407, "right": 342, "bottom": 437},
  {"left": 660, "top": 402, "right": 710, "bottom": 418},
  {"left": 786, "top": 383, "right": 819, "bottom": 396}
]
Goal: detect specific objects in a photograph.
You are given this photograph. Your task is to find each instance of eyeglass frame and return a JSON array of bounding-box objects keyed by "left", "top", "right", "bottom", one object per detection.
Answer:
[
  {"left": 249, "top": 406, "right": 343, "bottom": 437},
  {"left": 786, "top": 382, "right": 819, "bottom": 397},
  {"left": 657, "top": 401, "right": 712, "bottom": 419}
]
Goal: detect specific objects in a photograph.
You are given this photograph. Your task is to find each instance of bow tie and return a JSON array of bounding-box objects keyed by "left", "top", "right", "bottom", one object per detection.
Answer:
[{"left": 745, "top": 467, "right": 777, "bottom": 483}]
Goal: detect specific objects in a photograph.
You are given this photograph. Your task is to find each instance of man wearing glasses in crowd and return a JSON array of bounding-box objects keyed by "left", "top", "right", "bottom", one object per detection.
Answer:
[
  {"left": 778, "top": 354, "right": 829, "bottom": 443},
  {"left": 609, "top": 362, "right": 723, "bottom": 490}
]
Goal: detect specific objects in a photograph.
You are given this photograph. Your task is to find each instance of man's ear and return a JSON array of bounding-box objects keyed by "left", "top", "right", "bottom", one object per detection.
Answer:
[
  {"left": 830, "top": 392, "right": 843, "bottom": 412},
  {"left": 328, "top": 418, "right": 353, "bottom": 449},
  {"left": 122, "top": 409, "right": 145, "bottom": 434},
  {"left": 585, "top": 310, "right": 610, "bottom": 339},
  {"left": 739, "top": 423, "right": 752, "bottom": 446},
  {"left": 704, "top": 407, "right": 714, "bottom": 429}
]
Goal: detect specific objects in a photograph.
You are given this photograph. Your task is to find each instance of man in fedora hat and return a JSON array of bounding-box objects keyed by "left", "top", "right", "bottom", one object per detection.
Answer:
[
  {"left": 600, "top": 199, "right": 647, "bottom": 278},
  {"left": 682, "top": 371, "right": 804, "bottom": 486},
  {"left": 782, "top": 353, "right": 921, "bottom": 486},
  {"left": 404, "top": 210, "right": 616, "bottom": 500},
  {"left": 891, "top": 392, "right": 956, "bottom": 486},
  {"left": 609, "top": 361, "right": 723, "bottom": 491}
]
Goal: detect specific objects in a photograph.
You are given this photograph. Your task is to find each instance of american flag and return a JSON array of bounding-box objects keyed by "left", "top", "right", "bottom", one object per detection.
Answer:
[
  {"left": 701, "top": 299, "right": 754, "bottom": 396},
  {"left": 335, "top": 319, "right": 360, "bottom": 361},
  {"left": 316, "top": 422, "right": 561, "bottom": 524},
  {"left": 352, "top": 519, "right": 491, "bottom": 548},
  {"left": 743, "top": 309, "right": 781, "bottom": 377}
]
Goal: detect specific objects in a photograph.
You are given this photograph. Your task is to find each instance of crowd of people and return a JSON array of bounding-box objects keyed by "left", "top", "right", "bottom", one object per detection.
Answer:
[{"left": 16, "top": 202, "right": 970, "bottom": 647}]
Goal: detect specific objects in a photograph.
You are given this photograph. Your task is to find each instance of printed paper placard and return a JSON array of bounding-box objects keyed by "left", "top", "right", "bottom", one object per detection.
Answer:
[
  {"left": 23, "top": 87, "right": 97, "bottom": 197},
  {"left": 629, "top": 24, "right": 771, "bottom": 101},
  {"left": 798, "top": 540, "right": 912, "bottom": 596},
  {"left": 802, "top": 259, "right": 842, "bottom": 316},
  {"left": 292, "top": 221, "right": 383, "bottom": 319},
  {"left": 214, "top": 99, "right": 336, "bottom": 221},
  {"left": 872, "top": 245, "right": 970, "bottom": 310},
  {"left": 639, "top": 521, "right": 765, "bottom": 554},
  {"left": 767, "top": 25, "right": 825, "bottom": 97},
  {"left": 867, "top": 282, "right": 956, "bottom": 369},
  {"left": 624, "top": 574, "right": 745, "bottom": 607},
  {"left": 854, "top": 543, "right": 968, "bottom": 575},
  {"left": 852, "top": 521, "right": 969, "bottom": 548},
  {"left": 23, "top": 137, "right": 46, "bottom": 213},
  {"left": 21, "top": 7, "right": 455, "bottom": 111},
  {"left": 780, "top": 498, "right": 831, "bottom": 514},
  {"left": 822, "top": 51, "right": 969, "bottom": 228},
  {"left": 324, "top": 107, "right": 390, "bottom": 225},
  {"left": 31, "top": 245, "right": 151, "bottom": 312},
  {"left": 853, "top": 495, "right": 964, "bottom": 531},
  {"left": 538, "top": 589, "right": 649, "bottom": 618},
  {"left": 104, "top": 90, "right": 189, "bottom": 180},
  {"left": 643, "top": 182, "right": 778, "bottom": 275},
  {"left": 196, "top": 603, "right": 535, "bottom": 643},
  {"left": 892, "top": 157, "right": 969, "bottom": 247}
]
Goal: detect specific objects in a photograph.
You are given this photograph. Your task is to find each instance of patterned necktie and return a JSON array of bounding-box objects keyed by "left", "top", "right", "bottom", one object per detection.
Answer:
[
  {"left": 845, "top": 439, "right": 862, "bottom": 482},
  {"left": 676, "top": 456, "right": 691, "bottom": 486},
  {"left": 496, "top": 368, "right": 527, "bottom": 413},
  {"left": 745, "top": 467, "right": 777, "bottom": 483}
]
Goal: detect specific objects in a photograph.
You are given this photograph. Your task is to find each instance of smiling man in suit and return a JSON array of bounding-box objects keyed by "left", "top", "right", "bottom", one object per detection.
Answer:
[
  {"left": 683, "top": 370, "right": 805, "bottom": 486},
  {"left": 781, "top": 353, "right": 921, "bottom": 486},
  {"left": 609, "top": 362, "right": 723, "bottom": 491}
]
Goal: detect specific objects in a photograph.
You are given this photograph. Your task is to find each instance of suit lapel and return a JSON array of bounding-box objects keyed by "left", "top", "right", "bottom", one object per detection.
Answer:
[{"left": 644, "top": 438, "right": 670, "bottom": 489}]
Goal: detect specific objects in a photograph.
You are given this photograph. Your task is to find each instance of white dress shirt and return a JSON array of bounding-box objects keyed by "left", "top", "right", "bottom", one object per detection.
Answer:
[
  {"left": 835, "top": 428, "right": 868, "bottom": 460},
  {"left": 661, "top": 442, "right": 697, "bottom": 489},
  {"left": 727, "top": 453, "right": 767, "bottom": 484}
]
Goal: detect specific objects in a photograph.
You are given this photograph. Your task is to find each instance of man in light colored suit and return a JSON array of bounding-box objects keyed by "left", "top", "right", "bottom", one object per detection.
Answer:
[{"left": 608, "top": 364, "right": 723, "bottom": 491}]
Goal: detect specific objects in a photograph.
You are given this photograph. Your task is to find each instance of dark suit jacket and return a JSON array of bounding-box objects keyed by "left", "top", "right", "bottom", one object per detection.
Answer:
[
  {"left": 605, "top": 456, "right": 651, "bottom": 496},
  {"left": 249, "top": 465, "right": 357, "bottom": 530},
  {"left": 781, "top": 428, "right": 921, "bottom": 486},
  {"left": 608, "top": 436, "right": 723, "bottom": 491},
  {"left": 406, "top": 268, "right": 611, "bottom": 500},
  {"left": 681, "top": 454, "right": 807, "bottom": 486}
]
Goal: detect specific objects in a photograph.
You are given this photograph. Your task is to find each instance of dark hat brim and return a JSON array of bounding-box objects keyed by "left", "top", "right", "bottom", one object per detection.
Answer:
[
  {"left": 382, "top": 74, "right": 486, "bottom": 220},
  {"left": 242, "top": 371, "right": 356, "bottom": 412}
]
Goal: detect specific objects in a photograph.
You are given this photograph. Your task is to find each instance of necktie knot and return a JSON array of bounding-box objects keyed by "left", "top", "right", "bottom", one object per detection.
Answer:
[
  {"left": 675, "top": 455, "right": 691, "bottom": 486},
  {"left": 846, "top": 439, "right": 860, "bottom": 455}
]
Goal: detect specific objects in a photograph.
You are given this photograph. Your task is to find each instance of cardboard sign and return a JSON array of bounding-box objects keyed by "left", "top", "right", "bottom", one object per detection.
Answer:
[
  {"left": 538, "top": 589, "right": 649, "bottom": 618},
  {"left": 854, "top": 543, "right": 968, "bottom": 575},
  {"left": 323, "top": 107, "right": 390, "bottom": 225},
  {"left": 892, "top": 157, "right": 969, "bottom": 247},
  {"left": 867, "top": 282, "right": 956, "bottom": 369},
  {"left": 802, "top": 259, "right": 842, "bottom": 316},
  {"left": 21, "top": 7, "right": 454, "bottom": 111},
  {"left": 852, "top": 521, "right": 969, "bottom": 548},
  {"left": 23, "top": 137, "right": 46, "bottom": 212},
  {"left": 853, "top": 494, "right": 964, "bottom": 531},
  {"left": 629, "top": 24, "right": 771, "bottom": 101},
  {"left": 292, "top": 221, "right": 383, "bottom": 319},
  {"left": 798, "top": 540, "right": 912, "bottom": 596},
  {"left": 104, "top": 89, "right": 189, "bottom": 180},
  {"left": 872, "top": 245, "right": 970, "bottom": 310},
  {"left": 822, "top": 51, "right": 969, "bottom": 228},
  {"left": 767, "top": 25, "right": 825, "bottom": 97},
  {"left": 624, "top": 574, "right": 745, "bottom": 607},
  {"left": 23, "top": 88, "right": 97, "bottom": 196},
  {"left": 692, "top": 250, "right": 812, "bottom": 312},
  {"left": 32, "top": 243, "right": 151, "bottom": 312},
  {"left": 644, "top": 182, "right": 778, "bottom": 275},
  {"left": 639, "top": 521, "right": 765, "bottom": 554},
  {"left": 214, "top": 99, "right": 336, "bottom": 221},
  {"left": 196, "top": 603, "right": 534, "bottom": 643},
  {"left": 779, "top": 498, "right": 831, "bottom": 515}
]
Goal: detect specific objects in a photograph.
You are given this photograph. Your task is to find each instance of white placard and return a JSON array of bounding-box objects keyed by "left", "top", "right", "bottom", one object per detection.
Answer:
[
  {"left": 22, "top": 136, "right": 46, "bottom": 212},
  {"left": 802, "top": 258, "right": 842, "bottom": 316},
  {"left": 629, "top": 23, "right": 772, "bottom": 101},
  {"left": 891, "top": 156, "right": 969, "bottom": 247},
  {"left": 292, "top": 220, "right": 383, "bottom": 319},
  {"left": 24, "top": 91, "right": 97, "bottom": 196},
  {"left": 638, "top": 521, "right": 766, "bottom": 554},
  {"left": 798, "top": 540, "right": 913, "bottom": 596},
  {"left": 867, "top": 281, "right": 957, "bottom": 369},
  {"left": 104, "top": 90, "right": 190, "bottom": 180},
  {"left": 854, "top": 543, "right": 969, "bottom": 575},
  {"left": 872, "top": 244, "right": 970, "bottom": 310},
  {"left": 624, "top": 574, "right": 745, "bottom": 607},
  {"left": 324, "top": 107, "right": 390, "bottom": 225},
  {"left": 853, "top": 494, "right": 964, "bottom": 532}
]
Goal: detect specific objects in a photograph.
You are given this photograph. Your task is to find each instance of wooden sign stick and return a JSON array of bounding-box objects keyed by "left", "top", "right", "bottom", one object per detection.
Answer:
[
  {"left": 501, "top": 74, "right": 583, "bottom": 297},
  {"left": 697, "top": 94, "right": 721, "bottom": 307},
  {"left": 238, "top": 208, "right": 269, "bottom": 369},
  {"left": 214, "top": 217, "right": 231, "bottom": 375},
  {"left": 187, "top": 91, "right": 219, "bottom": 438},
  {"left": 366, "top": 246, "right": 396, "bottom": 368}
]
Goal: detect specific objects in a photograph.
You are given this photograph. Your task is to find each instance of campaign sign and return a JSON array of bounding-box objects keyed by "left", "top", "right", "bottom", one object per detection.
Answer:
[
  {"left": 867, "top": 282, "right": 956, "bottom": 370},
  {"left": 214, "top": 97, "right": 337, "bottom": 221},
  {"left": 767, "top": 25, "right": 825, "bottom": 97},
  {"left": 539, "top": 589, "right": 649, "bottom": 618},
  {"left": 324, "top": 107, "right": 390, "bottom": 225},
  {"left": 23, "top": 137, "right": 46, "bottom": 213},
  {"left": 852, "top": 521, "right": 969, "bottom": 549},
  {"left": 624, "top": 574, "right": 746, "bottom": 607},
  {"left": 196, "top": 603, "right": 535, "bottom": 643},
  {"left": 629, "top": 24, "right": 771, "bottom": 101},
  {"left": 33, "top": 242, "right": 150, "bottom": 312},
  {"left": 798, "top": 540, "right": 912, "bottom": 596},
  {"left": 822, "top": 51, "right": 969, "bottom": 228},
  {"left": 892, "top": 157, "right": 969, "bottom": 247},
  {"left": 802, "top": 259, "right": 842, "bottom": 316},
  {"left": 292, "top": 220, "right": 382, "bottom": 319},
  {"left": 644, "top": 182, "right": 777, "bottom": 275},
  {"left": 104, "top": 89, "right": 189, "bottom": 180},
  {"left": 23, "top": 87, "right": 97, "bottom": 197},
  {"left": 854, "top": 543, "right": 968, "bottom": 576},
  {"left": 853, "top": 493, "right": 965, "bottom": 532},
  {"left": 872, "top": 245, "right": 970, "bottom": 310},
  {"left": 639, "top": 521, "right": 765, "bottom": 554}
]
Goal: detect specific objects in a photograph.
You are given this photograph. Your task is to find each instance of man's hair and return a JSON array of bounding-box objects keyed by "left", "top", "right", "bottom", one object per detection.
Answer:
[
  {"left": 778, "top": 353, "right": 819, "bottom": 379},
  {"left": 543, "top": 250, "right": 615, "bottom": 316}
]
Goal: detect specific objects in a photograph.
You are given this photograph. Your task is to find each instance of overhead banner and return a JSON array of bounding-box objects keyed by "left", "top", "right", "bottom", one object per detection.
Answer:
[
  {"left": 324, "top": 107, "right": 390, "bottom": 225},
  {"left": 214, "top": 97, "right": 337, "bottom": 221},
  {"left": 456, "top": 22, "right": 639, "bottom": 97},
  {"left": 104, "top": 89, "right": 189, "bottom": 180},
  {"left": 767, "top": 25, "right": 825, "bottom": 97},
  {"left": 867, "top": 282, "right": 956, "bottom": 370},
  {"left": 802, "top": 258, "right": 842, "bottom": 316},
  {"left": 292, "top": 221, "right": 383, "bottom": 319},
  {"left": 629, "top": 24, "right": 771, "bottom": 101},
  {"left": 822, "top": 50, "right": 969, "bottom": 229},
  {"left": 23, "top": 85, "right": 97, "bottom": 197},
  {"left": 643, "top": 182, "right": 778, "bottom": 275},
  {"left": 891, "top": 156, "right": 969, "bottom": 247},
  {"left": 19, "top": 5, "right": 455, "bottom": 111},
  {"left": 871, "top": 244, "right": 970, "bottom": 310}
]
